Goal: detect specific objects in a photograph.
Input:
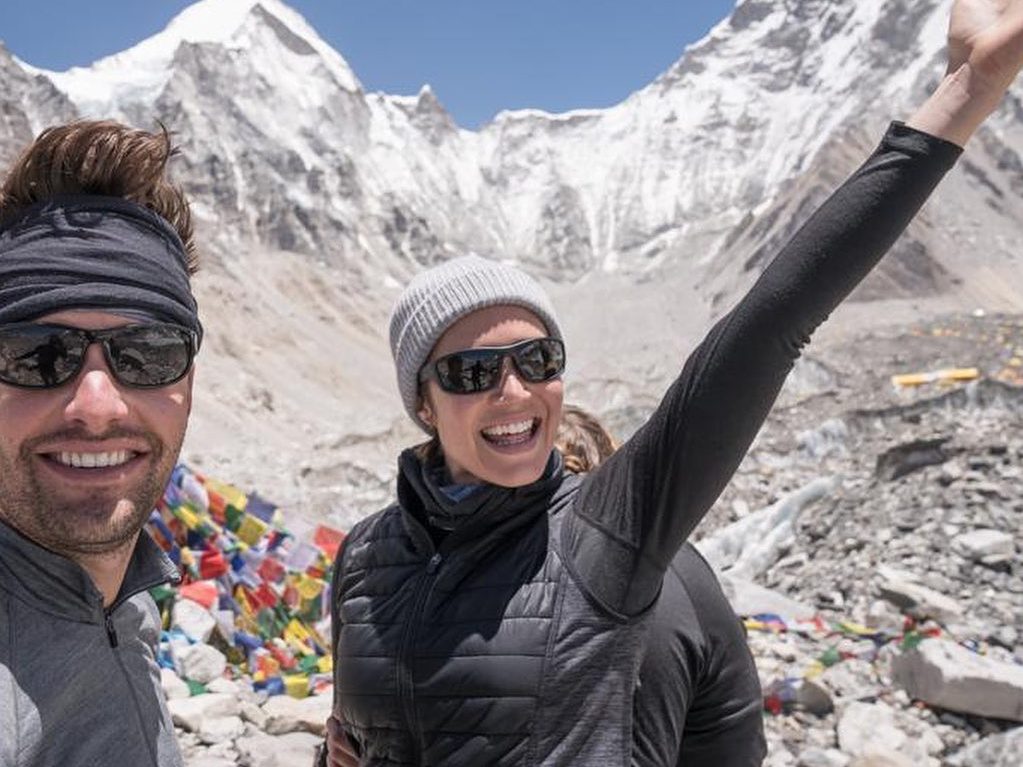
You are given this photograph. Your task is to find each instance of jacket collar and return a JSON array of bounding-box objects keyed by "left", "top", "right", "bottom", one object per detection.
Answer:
[
  {"left": 396, "top": 448, "right": 567, "bottom": 552},
  {"left": 0, "top": 518, "right": 179, "bottom": 622}
]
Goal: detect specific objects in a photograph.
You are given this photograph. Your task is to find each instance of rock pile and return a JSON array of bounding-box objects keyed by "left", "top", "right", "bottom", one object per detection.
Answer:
[
  {"left": 164, "top": 672, "right": 330, "bottom": 766},
  {"left": 691, "top": 316, "right": 1023, "bottom": 765}
]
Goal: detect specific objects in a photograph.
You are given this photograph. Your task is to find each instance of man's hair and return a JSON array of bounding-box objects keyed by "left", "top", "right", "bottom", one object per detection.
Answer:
[
  {"left": 0, "top": 120, "right": 198, "bottom": 274},
  {"left": 556, "top": 405, "right": 618, "bottom": 474}
]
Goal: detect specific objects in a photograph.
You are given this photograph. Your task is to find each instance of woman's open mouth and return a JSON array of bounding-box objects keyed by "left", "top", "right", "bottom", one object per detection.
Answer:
[{"left": 480, "top": 417, "right": 540, "bottom": 447}]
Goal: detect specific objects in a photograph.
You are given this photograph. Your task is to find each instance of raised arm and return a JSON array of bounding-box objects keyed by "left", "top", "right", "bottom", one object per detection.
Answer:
[{"left": 563, "top": 0, "right": 1023, "bottom": 618}]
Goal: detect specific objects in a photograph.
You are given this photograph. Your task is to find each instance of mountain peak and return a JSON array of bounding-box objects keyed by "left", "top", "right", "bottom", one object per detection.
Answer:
[{"left": 35, "top": 0, "right": 359, "bottom": 117}]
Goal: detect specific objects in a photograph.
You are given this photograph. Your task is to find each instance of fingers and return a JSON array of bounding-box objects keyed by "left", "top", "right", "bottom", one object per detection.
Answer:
[{"left": 325, "top": 716, "right": 360, "bottom": 767}]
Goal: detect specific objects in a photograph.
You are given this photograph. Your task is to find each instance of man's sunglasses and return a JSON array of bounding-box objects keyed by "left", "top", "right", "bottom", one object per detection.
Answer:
[
  {"left": 419, "top": 337, "right": 566, "bottom": 394},
  {"left": 0, "top": 322, "right": 199, "bottom": 389}
]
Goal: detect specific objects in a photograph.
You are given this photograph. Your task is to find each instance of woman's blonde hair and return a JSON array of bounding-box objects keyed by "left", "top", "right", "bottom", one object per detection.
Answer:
[{"left": 555, "top": 405, "right": 618, "bottom": 474}]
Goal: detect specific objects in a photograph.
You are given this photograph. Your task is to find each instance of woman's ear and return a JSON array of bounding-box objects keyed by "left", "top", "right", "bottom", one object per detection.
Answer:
[{"left": 417, "top": 392, "right": 435, "bottom": 429}]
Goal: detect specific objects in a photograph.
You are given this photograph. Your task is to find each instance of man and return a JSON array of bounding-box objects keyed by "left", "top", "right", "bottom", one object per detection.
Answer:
[{"left": 0, "top": 120, "right": 202, "bottom": 766}]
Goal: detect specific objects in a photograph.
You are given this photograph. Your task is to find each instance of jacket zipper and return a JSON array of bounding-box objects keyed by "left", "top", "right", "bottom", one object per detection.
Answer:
[
  {"left": 104, "top": 610, "right": 119, "bottom": 647},
  {"left": 397, "top": 551, "right": 443, "bottom": 764}
]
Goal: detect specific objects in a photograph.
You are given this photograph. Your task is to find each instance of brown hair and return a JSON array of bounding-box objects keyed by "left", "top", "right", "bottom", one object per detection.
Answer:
[
  {"left": 0, "top": 120, "right": 198, "bottom": 273},
  {"left": 556, "top": 405, "right": 618, "bottom": 474}
]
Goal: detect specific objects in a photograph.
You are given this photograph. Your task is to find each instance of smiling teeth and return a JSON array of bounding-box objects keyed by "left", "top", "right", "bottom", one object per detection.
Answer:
[
  {"left": 482, "top": 419, "right": 534, "bottom": 437},
  {"left": 57, "top": 451, "right": 133, "bottom": 469}
]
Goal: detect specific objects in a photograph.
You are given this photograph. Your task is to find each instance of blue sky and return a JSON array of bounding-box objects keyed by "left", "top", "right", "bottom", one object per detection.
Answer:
[{"left": 2, "top": 1, "right": 736, "bottom": 128}]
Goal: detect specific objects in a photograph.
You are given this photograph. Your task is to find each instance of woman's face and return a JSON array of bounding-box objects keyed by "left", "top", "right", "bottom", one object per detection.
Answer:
[{"left": 419, "top": 305, "right": 564, "bottom": 488}]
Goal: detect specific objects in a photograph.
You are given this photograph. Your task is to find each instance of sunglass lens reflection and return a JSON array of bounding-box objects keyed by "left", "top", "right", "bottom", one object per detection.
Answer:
[
  {"left": 106, "top": 326, "right": 191, "bottom": 386},
  {"left": 0, "top": 327, "right": 84, "bottom": 387}
]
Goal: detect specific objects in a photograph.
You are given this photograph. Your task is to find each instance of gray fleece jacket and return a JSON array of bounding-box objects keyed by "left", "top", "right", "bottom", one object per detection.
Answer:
[{"left": 0, "top": 519, "right": 183, "bottom": 767}]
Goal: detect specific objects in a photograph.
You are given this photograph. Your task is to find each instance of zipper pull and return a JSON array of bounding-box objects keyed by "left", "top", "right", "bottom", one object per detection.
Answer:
[
  {"left": 105, "top": 612, "right": 119, "bottom": 648},
  {"left": 427, "top": 553, "right": 443, "bottom": 574}
]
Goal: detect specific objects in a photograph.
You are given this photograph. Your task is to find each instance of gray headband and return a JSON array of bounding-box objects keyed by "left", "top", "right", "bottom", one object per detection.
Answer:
[{"left": 0, "top": 195, "right": 202, "bottom": 343}]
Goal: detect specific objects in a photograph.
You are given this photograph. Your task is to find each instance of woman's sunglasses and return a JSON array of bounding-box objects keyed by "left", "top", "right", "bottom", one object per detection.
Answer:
[
  {"left": 419, "top": 337, "right": 566, "bottom": 394},
  {"left": 0, "top": 322, "right": 199, "bottom": 389}
]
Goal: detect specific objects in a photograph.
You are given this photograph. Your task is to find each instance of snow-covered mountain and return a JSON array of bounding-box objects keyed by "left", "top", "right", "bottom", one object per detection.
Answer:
[
  {"left": 1, "top": 0, "right": 1021, "bottom": 517},
  {"left": 12, "top": 0, "right": 1021, "bottom": 286}
]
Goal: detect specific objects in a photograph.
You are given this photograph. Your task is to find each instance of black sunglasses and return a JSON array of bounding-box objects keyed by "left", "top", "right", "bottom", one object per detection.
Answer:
[
  {"left": 0, "top": 322, "right": 198, "bottom": 389},
  {"left": 419, "top": 337, "right": 566, "bottom": 394}
]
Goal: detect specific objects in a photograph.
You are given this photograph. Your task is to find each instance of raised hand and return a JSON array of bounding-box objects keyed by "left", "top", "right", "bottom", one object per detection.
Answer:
[
  {"left": 908, "top": 0, "right": 1023, "bottom": 145},
  {"left": 948, "top": 0, "right": 1023, "bottom": 92}
]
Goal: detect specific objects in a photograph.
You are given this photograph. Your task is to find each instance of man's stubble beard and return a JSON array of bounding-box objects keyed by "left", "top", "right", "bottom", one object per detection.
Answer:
[{"left": 0, "top": 427, "right": 184, "bottom": 558}]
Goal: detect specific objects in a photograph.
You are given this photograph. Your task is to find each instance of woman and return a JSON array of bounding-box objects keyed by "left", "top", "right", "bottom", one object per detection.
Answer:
[{"left": 327, "top": 3, "right": 1023, "bottom": 764}]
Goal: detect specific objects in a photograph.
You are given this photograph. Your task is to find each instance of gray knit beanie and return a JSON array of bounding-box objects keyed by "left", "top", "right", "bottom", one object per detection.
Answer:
[{"left": 389, "top": 254, "right": 564, "bottom": 431}]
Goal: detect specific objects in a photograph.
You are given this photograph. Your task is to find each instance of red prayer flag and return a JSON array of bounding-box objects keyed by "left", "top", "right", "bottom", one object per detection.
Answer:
[{"left": 313, "top": 525, "right": 346, "bottom": 559}]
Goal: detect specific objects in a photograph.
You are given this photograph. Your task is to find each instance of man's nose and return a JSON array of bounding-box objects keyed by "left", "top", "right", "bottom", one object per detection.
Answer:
[{"left": 63, "top": 344, "right": 130, "bottom": 431}]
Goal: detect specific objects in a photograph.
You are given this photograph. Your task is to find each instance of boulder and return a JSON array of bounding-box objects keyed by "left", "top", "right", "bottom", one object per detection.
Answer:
[
  {"left": 197, "top": 715, "right": 246, "bottom": 745},
  {"left": 819, "top": 659, "right": 881, "bottom": 702},
  {"left": 836, "top": 701, "right": 939, "bottom": 765},
  {"left": 172, "top": 598, "right": 217, "bottom": 643},
  {"left": 168, "top": 693, "right": 240, "bottom": 733},
  {"left": 179, "top": 643, "right": 228, "bottom": 685},
  {"left": 720, "top": 575, "right": 818, "bottom": 621},
  {"left": 240, "top": 699, "right": 269, "bottom": 730},
  {"left": 262, "top": 694, "right": 333, "bottom": 736},
  {"left": 876, "top": 565, "right": 963, "bottom": 623},
  {"left": 875, "top": 437, "right": 952, "bottom": 481},
  {"left": 951, "top": 529, "right": 1015, "bottom": 566},
  {"left": 892, "top": 638, "right": 1023, "bottom": 721},
  {"left": 160, "top": 667, "right": 190, "bottom": 700},
  {"left": 946, "top": 726, "right": 1023, "bottom": 766},
  {"left": 234, "top": 732, "right": 323, "bottom": 767},
  {"left": 798, "top": 747, "right": 851, "bottom": 767}
]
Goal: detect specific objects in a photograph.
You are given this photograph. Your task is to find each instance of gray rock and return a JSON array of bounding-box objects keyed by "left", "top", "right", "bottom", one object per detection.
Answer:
[
  {"left": 876, "top": 565, "right": 964, "bottom": 623},
  {"left": 184, "top": 758, "right": 237, "bottom": 767},
  {"left": 798, "top": 747, "right": 850, "bottom": 767},
  {"left": 234, "top": 732, "right": 323, "bottom": 767},
  {"left": 865, "top": 599, "right": 905, "bottom": 634},
  {"left": 172, "top": 599, "right": 217, "bottom": 644},
  {"left": 240, "top": 700, "right": 269, "bottom": 730},
  {"left": 721, "top": 575, "right": 818, "bottom": 620},
  {"left": 946, "top": 726, "right": 1023, "bottom": 766},
  {"left": 820, "top": 659, "right": 881, "bottom": 701},
  {"left": 161, "top": 667, "right": 191, "bottom": 701},
  {"left": 205, "top": 678, "right": 244, "bottom": 695},
  {"left": 892, "top": 638, "right": 1023, "bottom": 721},
  {"left": 836, "top": 701, "right": 939, "bottom": 765},
  {"left": 952, "top": 528, "right": 1015, "bottom": 565},
  {"left": 179, "top": 643, "right": 228, "bottom": 685},
  {"left": 261, "top": 694, "right": 332, "bottom": 736},
  {"left": 168, "top": 694, "right": 241, "bottom": 733},
  {"left": 197, "top": 715, "right": 246, "bottom": 745}
]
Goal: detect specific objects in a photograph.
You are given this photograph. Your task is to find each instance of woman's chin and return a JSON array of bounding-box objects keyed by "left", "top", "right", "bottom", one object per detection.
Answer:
[{"left": 477, "top": 449, "right": 551, "bottom": 488}]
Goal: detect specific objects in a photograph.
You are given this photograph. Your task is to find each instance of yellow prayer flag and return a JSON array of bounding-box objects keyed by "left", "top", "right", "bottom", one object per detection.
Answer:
[
  {"left": 295, "top": 575, "right": 325, "bottom": 601},
  {"left": 174, "top": 505, "right": 201, "bottom": 530},
  {"left": 284, "top": 674, "right": 309, "bottom": 699},
  {"left": 204, "top": 478, "right": 249, "bottom": 511},
  {"left": 236, "top": 514, "right": 269, "bottom": 546}
]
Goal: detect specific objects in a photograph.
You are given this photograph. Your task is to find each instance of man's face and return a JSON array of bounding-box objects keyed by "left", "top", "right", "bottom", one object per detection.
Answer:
[{"left": 0, "top": 310, "right": 194, "bottom": 557}]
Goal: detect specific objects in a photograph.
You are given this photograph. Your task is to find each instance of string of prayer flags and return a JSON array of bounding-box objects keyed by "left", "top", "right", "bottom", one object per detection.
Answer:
[{"left": 147, "top": 463, "right": 345, "bottom": 700}]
